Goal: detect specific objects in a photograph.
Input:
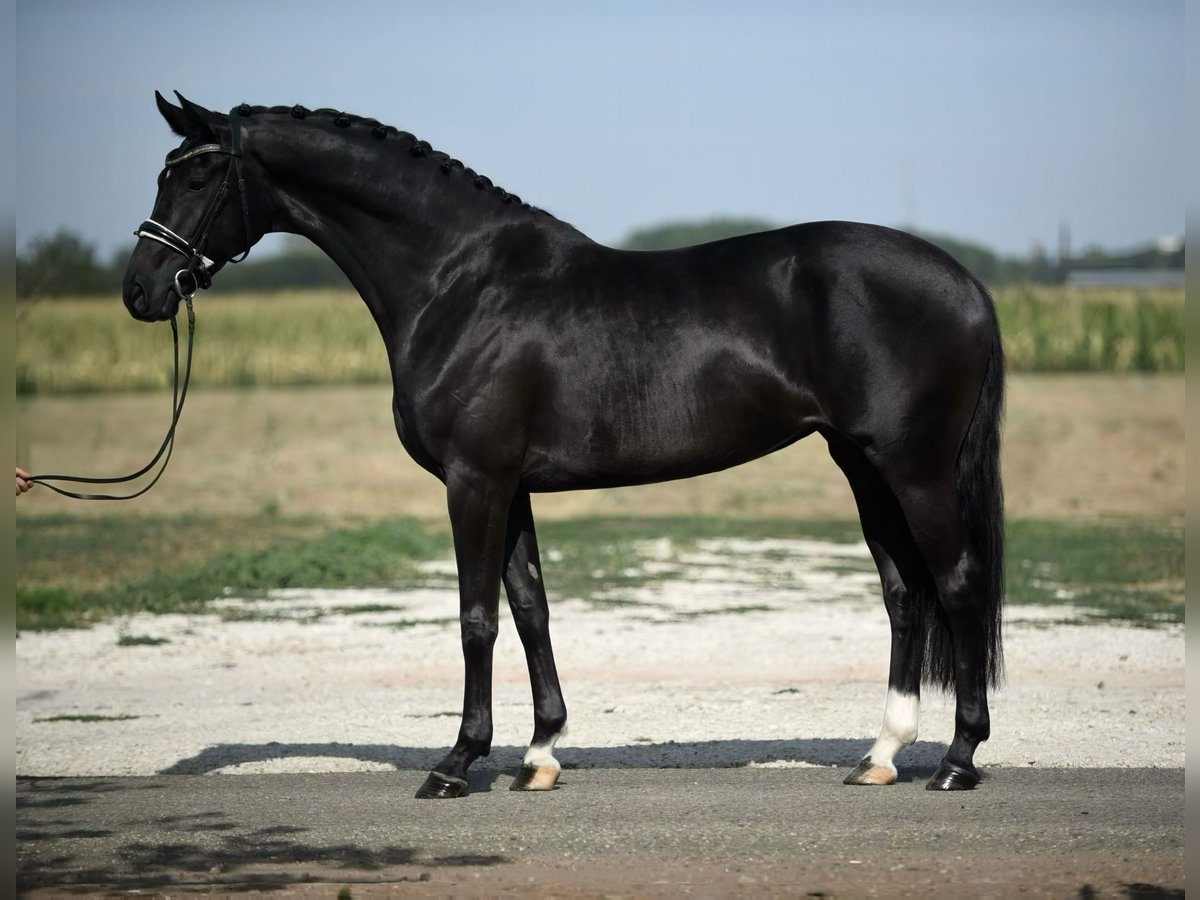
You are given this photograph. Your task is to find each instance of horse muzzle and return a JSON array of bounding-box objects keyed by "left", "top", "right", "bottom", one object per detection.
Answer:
[{"left": 123, "top": 277, "right": 181, "bottom": 322}]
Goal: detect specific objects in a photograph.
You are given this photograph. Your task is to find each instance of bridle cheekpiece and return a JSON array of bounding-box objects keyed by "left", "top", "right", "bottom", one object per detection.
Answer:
[{"left": 133, "top": 106, "right": 253, "bottom": 300}]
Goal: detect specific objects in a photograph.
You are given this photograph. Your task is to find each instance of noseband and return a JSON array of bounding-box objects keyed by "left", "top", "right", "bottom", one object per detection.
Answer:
[{"left": 133, "top": 106, "right": 253, "bottom": 300}]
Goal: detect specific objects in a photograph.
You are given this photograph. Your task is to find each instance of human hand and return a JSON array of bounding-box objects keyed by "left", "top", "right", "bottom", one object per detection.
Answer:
[{"left": 16, "top": 467, "right": 33, "bottom": 497}]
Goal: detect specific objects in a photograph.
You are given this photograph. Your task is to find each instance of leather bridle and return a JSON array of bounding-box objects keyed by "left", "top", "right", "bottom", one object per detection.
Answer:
[
  {"left": 26, "top": 108, "right": 253, "bottom": 501},
  {"left": 134, "top": 106, "right": 254, "bottom": 301}
]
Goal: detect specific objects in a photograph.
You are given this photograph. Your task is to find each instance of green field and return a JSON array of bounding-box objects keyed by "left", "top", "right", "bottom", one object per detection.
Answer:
[
  {"left": 14, "top": 513, "right": 1183, "bottom": 631},
  {"left": 994, "top": 285, "right": 1185, "bottom": 372},
  {"left": 15, "top": 285, "right": 1185, "bottom": 394}
]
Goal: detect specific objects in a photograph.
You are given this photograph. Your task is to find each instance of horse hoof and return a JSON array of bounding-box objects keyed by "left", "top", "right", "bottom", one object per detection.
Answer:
[
  {"left": 843, "top": 759, "right": 897, "bottom": 786},
  {"left": 925, "top": 761, "right": 980, "bottom": 791},
  {"left": 510, "top": 764, "right": 560, "bottom": 791},
  {"left": 415, "top": 771, "right": 469, "bottom": 799}
]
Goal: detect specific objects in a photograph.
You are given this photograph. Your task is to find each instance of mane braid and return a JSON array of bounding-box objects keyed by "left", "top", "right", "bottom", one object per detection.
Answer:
[{"left": 240, "top": 103, "right": 548, "bottom": 216}]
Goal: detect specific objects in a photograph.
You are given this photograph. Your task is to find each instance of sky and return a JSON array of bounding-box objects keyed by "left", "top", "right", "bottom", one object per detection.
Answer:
[{"left": 15, "top": 0, "right": 1185, "bottom": 263}]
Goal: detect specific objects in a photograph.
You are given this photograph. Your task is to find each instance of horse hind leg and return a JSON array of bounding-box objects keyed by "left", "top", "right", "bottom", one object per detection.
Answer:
[
  {"left": 844, "top": 540, "right": 927, "bottom": 787},
  {"left": 890, "top": 470, "right": 1003, "bottom": 791},
  {"left": 828, "top": 437, "right": 928, "bottom": 786},
  {"left": 502, "top": 490, "right": 568, "bottom": 791}
]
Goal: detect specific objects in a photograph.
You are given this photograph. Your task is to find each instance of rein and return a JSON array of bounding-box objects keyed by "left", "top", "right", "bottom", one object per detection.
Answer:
[
  {"left": 27, "top": 108, "right": 252, "bottom": 501},
  {"left": 27, "top": 298, "right": 195, "bottom": 500}
]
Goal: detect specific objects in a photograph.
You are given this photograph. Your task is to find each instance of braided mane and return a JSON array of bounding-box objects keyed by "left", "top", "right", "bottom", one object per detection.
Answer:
[{"left": 235, "top": 104, "right": 547, "bottom": 216}]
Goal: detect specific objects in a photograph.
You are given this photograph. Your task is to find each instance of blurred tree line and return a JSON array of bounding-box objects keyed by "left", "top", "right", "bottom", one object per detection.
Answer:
[{"left": 17, "top": 219, "right": 1184, "bottom": 298}]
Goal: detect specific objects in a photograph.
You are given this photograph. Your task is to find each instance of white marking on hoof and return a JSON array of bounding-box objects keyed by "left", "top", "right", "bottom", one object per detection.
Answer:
[
  {"left": 515, "top": 728, "right": 565, "bottom": 788},
  {"left": 515, "top": 730, "right": 565, "bottom": 791},
  {"left": 863, "top": 688, "right": 919, "bottom": 774}
]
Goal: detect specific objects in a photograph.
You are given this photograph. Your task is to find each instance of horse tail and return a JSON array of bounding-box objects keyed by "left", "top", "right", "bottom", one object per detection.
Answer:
[{"left": 924, "top": 290, "right": 1005, "bottom": 691}]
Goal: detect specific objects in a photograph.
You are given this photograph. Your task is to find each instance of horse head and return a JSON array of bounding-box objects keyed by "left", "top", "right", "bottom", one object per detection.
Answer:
[{"left": 123, "top": 92, "right": 265, "bottom": 321}]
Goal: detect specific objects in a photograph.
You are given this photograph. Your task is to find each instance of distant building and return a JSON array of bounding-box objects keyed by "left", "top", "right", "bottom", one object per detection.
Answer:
[
  {"left": 1065, "top": 267, "right": 1184, "bottom": 288},
  {"left": 1059, "top": 229, "right": 1184, "bottom": 288}
]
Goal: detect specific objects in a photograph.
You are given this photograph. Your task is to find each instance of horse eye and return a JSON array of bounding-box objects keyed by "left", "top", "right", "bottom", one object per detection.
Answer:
[{"left": 186, "top": 179, "right": 207, "bottom": 192}]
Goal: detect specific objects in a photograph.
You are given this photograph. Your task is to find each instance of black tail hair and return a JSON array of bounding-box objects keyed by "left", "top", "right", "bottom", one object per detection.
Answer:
[{"left": 923, "top": 303, "right": 1005, "bottom": 691}]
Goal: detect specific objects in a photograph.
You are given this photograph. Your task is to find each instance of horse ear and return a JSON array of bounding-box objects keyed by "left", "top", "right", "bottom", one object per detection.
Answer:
[
  {"left": 155, "top": 90, "right": 220, "bottom": 140},
  {"left": 155, "top": 90, "right": 193, "bottom": 137}
]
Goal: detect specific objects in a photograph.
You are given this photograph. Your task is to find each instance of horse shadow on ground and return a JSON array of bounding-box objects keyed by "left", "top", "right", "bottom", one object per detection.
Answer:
[{"left": 158, "top": 737, "right": 953, "bottom": 787}]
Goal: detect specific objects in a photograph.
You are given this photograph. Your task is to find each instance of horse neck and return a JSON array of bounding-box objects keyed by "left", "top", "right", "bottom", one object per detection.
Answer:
[{"left": 248, "top": 117, "right": 547, "bottom": 330}]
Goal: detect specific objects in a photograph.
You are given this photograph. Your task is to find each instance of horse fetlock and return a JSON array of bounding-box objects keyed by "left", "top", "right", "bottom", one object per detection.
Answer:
[{"left": 522, "top": 742, "right": 562, "bottom": 770}]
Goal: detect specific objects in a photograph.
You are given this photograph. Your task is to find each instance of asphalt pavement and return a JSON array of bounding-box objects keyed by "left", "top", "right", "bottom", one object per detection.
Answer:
[{"left": 17, "top": 766, "right": 1184, "bottom": 897}]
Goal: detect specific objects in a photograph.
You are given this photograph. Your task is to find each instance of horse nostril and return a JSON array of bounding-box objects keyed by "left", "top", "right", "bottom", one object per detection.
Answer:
[{"left": 127, "top": 283, "right": 149, "bottom": 317}]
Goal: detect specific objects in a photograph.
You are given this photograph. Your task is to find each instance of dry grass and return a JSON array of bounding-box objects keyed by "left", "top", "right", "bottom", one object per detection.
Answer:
[{"left": 15, "top": 374, "right": 1184, "bottom": 524}]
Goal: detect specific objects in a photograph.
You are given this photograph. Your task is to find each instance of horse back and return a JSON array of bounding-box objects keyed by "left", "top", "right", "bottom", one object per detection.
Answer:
[{"left": 403, "top": 220, "right": 996, "bottom": 490}]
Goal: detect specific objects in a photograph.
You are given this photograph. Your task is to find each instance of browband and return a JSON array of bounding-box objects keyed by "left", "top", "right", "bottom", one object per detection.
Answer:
[{"left": 165, "top": 143, "right": 236, "bottom": 167}]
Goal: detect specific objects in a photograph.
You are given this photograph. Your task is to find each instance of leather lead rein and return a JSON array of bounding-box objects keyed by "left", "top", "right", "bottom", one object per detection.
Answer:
[{"left": 27, "top": 108, "right": 252, "bottom": 501}]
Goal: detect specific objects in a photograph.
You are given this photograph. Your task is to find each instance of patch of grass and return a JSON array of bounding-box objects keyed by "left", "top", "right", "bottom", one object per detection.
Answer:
[
  {"left": 387, "top": 617, "right": 457, "bottom": 630},
  {"left": 117, "top": 634, "right": 169, "bottom": 647},
  {"left": 1005, "top": 519, "right": 1183, "bottom": 624},
  {"left": 337, "top": 604, "right": 408, "bottom": 615},
  {"left": 16, "top": 514, "right": 451, "bottom": 630},
  {"left": 214, "top": 606, "right": 326, "bottom": 624},
  {"left": 812, "top": 559, "right": 877, "bottom": 577},
  {"left": 16, "top": 587, "right": 83, "bottom": 631},
  {"left": 15, "top": 513, "right": 1181, "bottom": 629},
  {"left": 673, "top": 604, "right": 774, "bottom": 620},
  {"left": 15, "top": 512, "right": 339, "bottom": 597}
]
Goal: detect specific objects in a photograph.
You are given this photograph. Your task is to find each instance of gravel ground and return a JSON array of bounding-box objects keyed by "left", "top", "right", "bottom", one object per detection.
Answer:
[{"left": 15, "top": 538, "right": 1184, "bottom": 778}]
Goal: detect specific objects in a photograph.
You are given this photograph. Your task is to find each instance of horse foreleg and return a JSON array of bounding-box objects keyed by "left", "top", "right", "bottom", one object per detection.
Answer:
[
  {"left": 415, "top": 469, "right": 513, "bottom": 799},
  {"left": 502, "top": 490, "right": 568, "bottom": 791}
]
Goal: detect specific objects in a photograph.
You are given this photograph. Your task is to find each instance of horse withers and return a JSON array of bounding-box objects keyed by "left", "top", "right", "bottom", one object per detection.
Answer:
[{"left": 123, "top": 92, "right": 1004, "bottom": 798}]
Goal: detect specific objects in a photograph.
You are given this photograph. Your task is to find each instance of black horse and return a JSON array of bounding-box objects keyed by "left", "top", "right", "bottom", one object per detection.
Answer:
[{"left": 124, "top": 93, "right": 1004, "bottom": 798}]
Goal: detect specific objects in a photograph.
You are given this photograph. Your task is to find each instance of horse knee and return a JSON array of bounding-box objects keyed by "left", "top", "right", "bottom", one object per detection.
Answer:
[{"left": 460, "top": 608, "right": 498, "bottom": 655}]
